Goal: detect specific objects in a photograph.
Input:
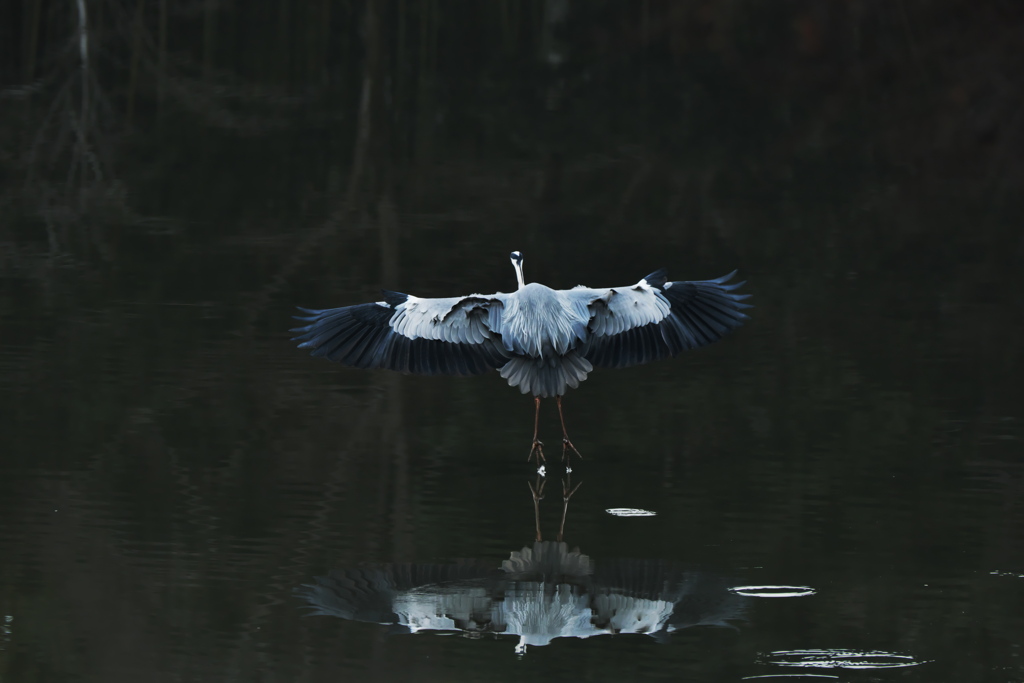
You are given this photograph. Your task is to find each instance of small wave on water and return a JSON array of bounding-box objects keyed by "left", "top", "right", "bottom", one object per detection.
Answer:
[
  {"left": 757, "top": 648, "right": 930, "bottom": 670},
  {"left": 729, "top": 585, "right": 817, "bottom": 598},
  {"left": 604, "top": 508, "right": 656, "bottom": 517}
]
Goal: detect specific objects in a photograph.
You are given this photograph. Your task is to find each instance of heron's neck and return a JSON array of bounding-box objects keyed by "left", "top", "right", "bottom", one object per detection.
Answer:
[{"left": 513, "top": 261, "right": 526, "bottom": 290}]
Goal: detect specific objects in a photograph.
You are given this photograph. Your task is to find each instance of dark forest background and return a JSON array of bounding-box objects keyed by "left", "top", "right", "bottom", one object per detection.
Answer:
[{"left": 2, "top": 0, "right": 1022, "bottom": 280}]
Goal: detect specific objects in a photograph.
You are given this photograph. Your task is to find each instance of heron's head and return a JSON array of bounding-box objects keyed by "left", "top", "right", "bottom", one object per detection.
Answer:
[{"left": 509, "top": 251, "right": 525, "bottom": 289}]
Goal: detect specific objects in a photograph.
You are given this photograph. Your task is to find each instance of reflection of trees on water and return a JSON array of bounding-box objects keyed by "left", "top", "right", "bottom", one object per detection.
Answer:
[{"left": 13, "top": 0, "right": 114, "bottom": 259}]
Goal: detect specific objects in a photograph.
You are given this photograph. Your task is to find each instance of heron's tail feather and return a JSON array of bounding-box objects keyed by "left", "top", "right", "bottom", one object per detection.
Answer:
[{"left": 499, "top": 352, "right": 593, "bottom": 398}]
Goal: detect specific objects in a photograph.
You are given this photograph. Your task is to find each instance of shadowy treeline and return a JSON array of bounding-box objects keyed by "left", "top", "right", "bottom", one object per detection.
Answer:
[{"left": 1, "top": 0, "right": 1022, "bottom": 266}]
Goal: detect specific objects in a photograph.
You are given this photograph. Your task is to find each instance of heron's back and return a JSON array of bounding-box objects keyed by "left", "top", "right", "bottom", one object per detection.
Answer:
[
  {"left": 497, "top": 284, "right": 589, "bottom": 358},
  {"left": 494, "top": 284, "right": 592, "bottom": 397}
]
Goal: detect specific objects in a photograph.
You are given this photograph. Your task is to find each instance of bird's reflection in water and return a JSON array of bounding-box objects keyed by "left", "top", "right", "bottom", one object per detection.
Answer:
[
  {"left": 298, "top": 473, "right": 747, "bottom": 653},
  {"left": 528, "top": 469, "right": 581, "bottom": 543}
]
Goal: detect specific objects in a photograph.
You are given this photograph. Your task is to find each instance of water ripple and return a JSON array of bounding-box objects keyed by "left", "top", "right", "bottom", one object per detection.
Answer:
[
  {"left": 605, "top": 508, "right": 656, "bottom": 517},
  {"left": 729, "top": 585, "right": 817, "bottom": 598},
  {"left": 758, "top": 648, "right": 930, "bottom": 669}
]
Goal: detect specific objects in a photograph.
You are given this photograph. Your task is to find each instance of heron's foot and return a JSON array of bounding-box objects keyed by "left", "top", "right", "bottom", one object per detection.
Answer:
[
  {"left": 528, "top": 439, "right": 546, "bottom": 465},
  {"left": 561, "top": 437, "right": 582, "bottom": 462}
]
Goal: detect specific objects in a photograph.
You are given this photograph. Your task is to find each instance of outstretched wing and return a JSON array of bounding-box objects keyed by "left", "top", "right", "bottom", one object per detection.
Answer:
[
  {"left": 291, "top": 291, "right": 510, "bottom": 376},
  {"left": 573, "top": 270, "right": 751, "bottom": 369}
]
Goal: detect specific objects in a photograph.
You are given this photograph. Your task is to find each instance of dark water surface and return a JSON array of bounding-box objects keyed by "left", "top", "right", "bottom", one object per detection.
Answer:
[{"left": 2, "top": 3, "right": 1024, "bottom": 682}]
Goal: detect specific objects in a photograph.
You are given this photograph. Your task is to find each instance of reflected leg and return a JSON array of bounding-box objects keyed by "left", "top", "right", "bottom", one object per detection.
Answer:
[
  {"left": 528, "top": 476, "right": 546, "bottom": 542},
  {"left": 556, "top": 396, "right": 582, "bottom": 461},
  {"left": 556, "top": 473, "right": 581, "bottom": 543},
  {"left": 527, "top": 396, "right": 545, "bottom": 464}
]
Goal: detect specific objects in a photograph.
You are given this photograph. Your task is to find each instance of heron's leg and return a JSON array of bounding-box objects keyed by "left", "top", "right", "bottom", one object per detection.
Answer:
[
  {"left": 556, "top": 396, "right": 582, "bottom": 461},
  {"left": 527, "top": 396, "right": 545, "bottom": 464},
  {"left": 528, "top": 476, "right": 546, "bottom": 542}
]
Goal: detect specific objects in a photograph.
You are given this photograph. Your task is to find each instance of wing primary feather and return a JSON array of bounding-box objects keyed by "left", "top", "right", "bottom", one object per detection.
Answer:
[
  {"left": 424, "top": 343, "right": 441, "bottom": 375},
  {"left": 705, "top": 270, "right": 738, "bottom": 285},
  {"left": 342, "top": 326, "right": 373, "bottom": 366},
  {"left": 392, "top": 336, "right": 412, "bottom": 373},
  {"left": 621, "top": 331, "right": 636, "bottom": 368},
  {"left": 611, "top": 333, "right": 625, "bottom": 367},
  {"left": 640, "top": 326, "right": 658, "bottom": 364},
  {"left": 677, "top": 309, "right": 716, "bottom": 346},
  {"left": 357, "top": 327, "right": 392, "bottom": 367},
  {"left": 658, "top": 318, "right": 685, "bottom": 355},
  {"left": 320, "top": 324, "right": 368, "bottom": 362},
  {"left": 686, "top": 300, "right": 732, "bottom": 334},
  {"left": 408, "top": 340, "right": 425, "bottom": 374},
  {"left": 666, "top": 314, "right": 698, "bottom": 350},
  {"left": 692, "top": 296, "right": 748, "bottom": 329},
  {"left": 341, "top": 325, "right": 384, "bottom": 364},
  {"left": 436, "top": 344, "right": 454, "bottom": 375},
  {"left": 455, "top": 345, "right": 475, "bottom": 375},
  {"left": 300, "top": 317, "right": 358, "bottom": 355},
  {"left": 369, "top": 332, "right": 396, "bottom": 370},
  {"left": 447, "top": 346, "right": 466, "bottom": 375},
  {"left": 447, "top": 344, "right": 464, "bottom": 375}
]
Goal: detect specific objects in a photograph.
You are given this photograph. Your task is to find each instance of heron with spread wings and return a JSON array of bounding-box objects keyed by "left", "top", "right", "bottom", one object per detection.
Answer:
[{"left": 292, "top": 251, "right": 750, "bottom": 463}]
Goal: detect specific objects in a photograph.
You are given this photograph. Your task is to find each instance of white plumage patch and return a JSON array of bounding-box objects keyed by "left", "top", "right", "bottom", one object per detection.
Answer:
[
  {"left": 388, "top": 294, "right": 498, "bottom": 345},
  {"left": 568, "top": 281, "right": 671, "bottom": 338}
]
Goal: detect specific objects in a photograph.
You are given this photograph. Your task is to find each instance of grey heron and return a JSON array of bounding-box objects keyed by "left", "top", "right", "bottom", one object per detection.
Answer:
[{"left": 292, "top": 251, "right": 750, "bottom": 462}]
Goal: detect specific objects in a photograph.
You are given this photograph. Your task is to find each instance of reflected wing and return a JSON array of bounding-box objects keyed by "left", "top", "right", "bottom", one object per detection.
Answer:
[
  {"left": 291, "top": 291, "right": 510, "bottom": 375},
  {"left": 574, "top": 270, "right": 751, "bottom": 369},
  {"left": 298, "top": 563, "right": 499, "bottom": 626}
]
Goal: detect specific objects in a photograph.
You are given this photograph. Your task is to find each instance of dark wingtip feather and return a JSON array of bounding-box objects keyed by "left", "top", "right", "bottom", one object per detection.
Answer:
[
  {"left": 661, "top": 272, "right": 751, "bottom": 349},
  {"left": 380, "top": 290, "right": 408, "bottom": 307},
  {"left": 643, "top": 268, "right": 669, "bottom": 288},
  {"left": 709, "top": 270, "right": 739, "bottom": 284}
]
